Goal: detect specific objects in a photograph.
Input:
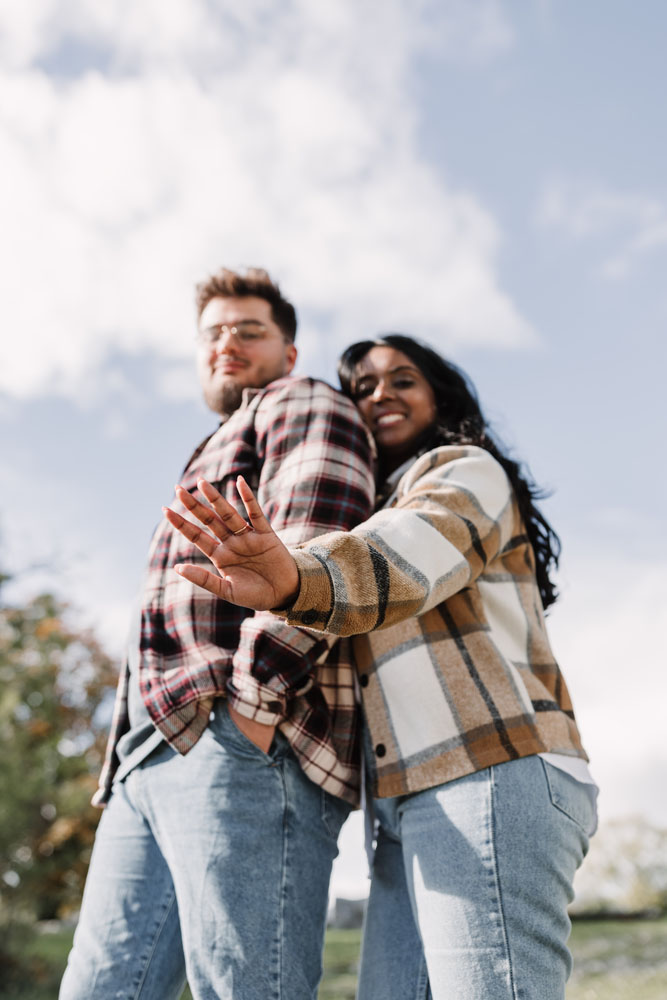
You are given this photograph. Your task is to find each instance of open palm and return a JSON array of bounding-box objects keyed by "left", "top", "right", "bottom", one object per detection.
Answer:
[{"left": 163, "top": 476, "right": 300, "bottom": 611}]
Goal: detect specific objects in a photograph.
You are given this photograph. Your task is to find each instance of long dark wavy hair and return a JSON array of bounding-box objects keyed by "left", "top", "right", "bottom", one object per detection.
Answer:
[{"left": 338, "top": 334, "right": 561, "bottom": 611}]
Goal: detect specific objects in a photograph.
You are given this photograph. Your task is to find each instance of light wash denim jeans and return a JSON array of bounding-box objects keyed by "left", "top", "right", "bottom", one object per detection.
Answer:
[
  {"left": 60, "top": 701, "right": 350, "bottom": 1000},
  {"left": 357, "top": 755, "right": 596, "bottom": 1000}
]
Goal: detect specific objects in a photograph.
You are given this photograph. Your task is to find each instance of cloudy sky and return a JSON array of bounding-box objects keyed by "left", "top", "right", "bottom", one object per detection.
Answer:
[{"left": 1, "top": 1, "right": 665, "bottom": 895}]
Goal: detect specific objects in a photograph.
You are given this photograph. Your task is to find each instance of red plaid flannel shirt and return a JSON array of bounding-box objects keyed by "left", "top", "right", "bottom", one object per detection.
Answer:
[{"left": 94, "top": 376, "right": 374, "bottom": 806}]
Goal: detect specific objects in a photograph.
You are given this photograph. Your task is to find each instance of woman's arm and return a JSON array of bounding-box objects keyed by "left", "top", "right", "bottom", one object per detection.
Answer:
[{"left": 166, "top": 446, "right": 517, "bottom": 637}]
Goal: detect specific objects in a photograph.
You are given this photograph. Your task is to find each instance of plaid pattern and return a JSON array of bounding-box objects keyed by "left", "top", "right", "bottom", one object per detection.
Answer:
[
  {"left": 94, "top": 377, "right": 374, "bottom": 807},
  {"left": 282, "top": 445, "right": 588, "bottom": 798}
]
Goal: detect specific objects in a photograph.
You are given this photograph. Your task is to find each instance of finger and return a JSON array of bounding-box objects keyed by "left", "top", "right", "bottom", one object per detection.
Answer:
[
  {"left": 174, "top": 485, "right": 232, "bottom": 541},
  {"left": 196, "top": 479, "right": 250, "bottom": 535},
  {"left": 236, "top": 476, "right": 273, "bottom": 533},
  {"left": 173, "top": 563, "right": 230, "bottom": 600},
  {"left": 163, "top": 506, "right": 221, "bottom": 559}
]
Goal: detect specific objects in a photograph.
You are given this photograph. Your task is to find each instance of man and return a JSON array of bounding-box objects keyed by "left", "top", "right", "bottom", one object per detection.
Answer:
[{"left": 60, "top": 268, "right": 374, "bottom": 1000}]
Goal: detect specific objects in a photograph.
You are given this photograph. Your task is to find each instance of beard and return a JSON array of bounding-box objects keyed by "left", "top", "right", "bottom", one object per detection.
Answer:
[{"left": 202, "top": 379, "right": 244, "bottom": 417}]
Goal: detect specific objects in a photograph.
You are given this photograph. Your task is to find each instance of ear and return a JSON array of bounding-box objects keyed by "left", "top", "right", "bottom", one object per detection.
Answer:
[{"left": 285, "top": 342, "right": 298, "bottom": 374}]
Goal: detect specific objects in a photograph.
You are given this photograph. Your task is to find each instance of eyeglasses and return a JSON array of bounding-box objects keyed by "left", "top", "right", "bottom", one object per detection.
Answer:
[{"left": 197, "top": 321, "right": 273, "bottom": 347}]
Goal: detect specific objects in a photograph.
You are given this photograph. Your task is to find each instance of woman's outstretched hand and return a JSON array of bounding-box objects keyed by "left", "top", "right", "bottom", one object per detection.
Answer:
[{"left": 163, "top": 476, "right": 300, "bottom": 611}]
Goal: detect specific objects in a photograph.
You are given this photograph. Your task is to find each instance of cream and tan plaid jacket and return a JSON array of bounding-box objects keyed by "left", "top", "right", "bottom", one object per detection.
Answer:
[{"left": 279, "top": 444, "right": 588, "bottom": 798}]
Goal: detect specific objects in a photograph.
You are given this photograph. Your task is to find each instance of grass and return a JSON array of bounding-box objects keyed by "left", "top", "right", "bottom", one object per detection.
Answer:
[
  {"left": 6, "top": 917, "right": 667, "bottom": 998},
  {"left": 322, "top": 918, "right": 667, "bottom": 999},
  {"left": 566, "top": 917, "right": 667, "bottom": 1000},
  {"left": 318, "top": 929, "right": 361, "bottom": 1000}
]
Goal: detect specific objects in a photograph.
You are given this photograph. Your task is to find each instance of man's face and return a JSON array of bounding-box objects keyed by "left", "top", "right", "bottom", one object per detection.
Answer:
[{"left": 197, "top": 296, "right": 297, "bottom": 416}]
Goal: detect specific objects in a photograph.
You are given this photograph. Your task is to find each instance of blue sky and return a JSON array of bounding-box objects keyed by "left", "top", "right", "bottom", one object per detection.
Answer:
[{"left": 1, "top": 1, "right": 665, "bottom": 895}]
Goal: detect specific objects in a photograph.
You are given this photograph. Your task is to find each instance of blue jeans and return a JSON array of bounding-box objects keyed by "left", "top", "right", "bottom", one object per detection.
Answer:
[
  {"left": 358, "top": 756, "right": 596, "bottom": 1000},
  {"left": 60, "top": 702, "right": 350, "bottom": 1000}
]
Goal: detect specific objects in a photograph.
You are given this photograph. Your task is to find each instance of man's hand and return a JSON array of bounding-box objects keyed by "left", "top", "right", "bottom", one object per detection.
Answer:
[
  {"left": 228, "top": 704, "right": 276, "bottom": 754},
  {"left": 163, "top": 476, "right": 300, "bottom": 610}
]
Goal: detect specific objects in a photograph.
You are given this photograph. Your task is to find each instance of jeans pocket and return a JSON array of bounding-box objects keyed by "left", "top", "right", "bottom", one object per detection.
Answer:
[
  {"left": 541, "top": 759, "right": 596, "bottom": 836},
  {"left": 209, "top": 701, "right": 274, "bottom": 761}
]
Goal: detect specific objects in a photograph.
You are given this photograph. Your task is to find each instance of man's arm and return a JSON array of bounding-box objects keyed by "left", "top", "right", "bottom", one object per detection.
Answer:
[{"left": 224, "top": 378, "right": 374, "bottom": 727}]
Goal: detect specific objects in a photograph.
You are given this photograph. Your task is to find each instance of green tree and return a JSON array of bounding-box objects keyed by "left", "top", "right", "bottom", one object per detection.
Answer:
[{"left": 0, "top": 577, "right": 118, "bottom": 977}]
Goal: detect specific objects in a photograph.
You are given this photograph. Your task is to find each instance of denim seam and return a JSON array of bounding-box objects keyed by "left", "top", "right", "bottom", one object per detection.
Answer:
[
  {"left": 489, "top": 766, "right": 519, "bottom": 1000},
  {"left": 415, "top": 951, "right": 430, "bottom": 1000},
  {"left": 132, "top": 887, "right": 179, "bottom": 999},
  {"left": 274, "top": 764, "right": 288, "bottom": 1000}
]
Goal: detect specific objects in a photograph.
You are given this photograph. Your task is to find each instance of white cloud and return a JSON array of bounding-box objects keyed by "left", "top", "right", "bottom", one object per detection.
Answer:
[
  {"left": 0, "top": 0, "right": 514, "bottom": 76},
  {"left": 0, "top": 0, "right": 52, "bottom": 70},
  {"left": 537, "top": 176, "right": 667, "bottom": 278},
  {"left": 549, "top": 553, "right": 667, "bottom": 826},
  {"left": 0, "top": 0, "right": 530, "bottom": 402}
]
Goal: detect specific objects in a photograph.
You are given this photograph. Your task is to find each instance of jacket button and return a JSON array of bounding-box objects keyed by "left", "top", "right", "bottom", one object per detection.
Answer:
[
  {"left": 302, "top": 610, "right": 318, "bottom": 625},
  {"left": 359, "top": 674, "right": 369, "bottom": 687},
  {"left": 375, "top": 743, "right": 386, "bottom": 758}
]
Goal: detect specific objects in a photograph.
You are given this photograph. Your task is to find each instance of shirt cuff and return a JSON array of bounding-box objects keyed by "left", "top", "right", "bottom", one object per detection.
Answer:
[
  {"left": 274, "top": 549, "right": 334, "bottom": 631},
  {"left": 227, "top": 686, "right": 285, "bottom": 725},
  {"left": 227, "top": 676, "right": 314, "bottom": 725}
]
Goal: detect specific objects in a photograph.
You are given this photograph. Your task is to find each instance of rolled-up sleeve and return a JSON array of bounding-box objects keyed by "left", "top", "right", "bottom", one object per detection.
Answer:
[{"left": 280, "top": 446, "right": 516, "bottom": 638}]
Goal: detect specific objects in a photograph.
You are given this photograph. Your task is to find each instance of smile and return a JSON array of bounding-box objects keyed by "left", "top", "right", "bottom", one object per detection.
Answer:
[{"left": 376, "top": 413, "right": 406, "bottom": 427}]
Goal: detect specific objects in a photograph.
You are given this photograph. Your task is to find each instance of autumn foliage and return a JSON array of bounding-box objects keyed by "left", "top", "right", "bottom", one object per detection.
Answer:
[{"left": 0, "top": 578, "right": 118, "bottom": 972}]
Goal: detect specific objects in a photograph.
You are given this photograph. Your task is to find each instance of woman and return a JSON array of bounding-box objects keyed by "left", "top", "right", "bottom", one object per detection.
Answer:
[{"left": 165, "top": 335, "right": 597, "bottom": 1000}]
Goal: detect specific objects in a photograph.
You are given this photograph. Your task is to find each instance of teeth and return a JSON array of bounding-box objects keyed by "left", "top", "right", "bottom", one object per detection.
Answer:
[{"left": 377, "top": 413, "right": 405, "bottom": 426}]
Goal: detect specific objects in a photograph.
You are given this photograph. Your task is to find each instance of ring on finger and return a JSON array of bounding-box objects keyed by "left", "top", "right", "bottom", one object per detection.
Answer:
[{"left": 232, "top": 523, "right": 252, "bottom": 536}]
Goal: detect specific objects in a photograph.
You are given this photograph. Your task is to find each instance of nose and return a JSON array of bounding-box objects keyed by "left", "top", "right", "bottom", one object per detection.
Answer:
[
  {"left": 213, "top": 328, "right": 239, "bottom": 355},
  {"left": 371, "top": 378, "right": 393, "bottom": 402}
]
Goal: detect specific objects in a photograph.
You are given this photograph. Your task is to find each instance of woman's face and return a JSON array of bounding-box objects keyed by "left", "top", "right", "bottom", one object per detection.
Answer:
[{"left": 352, "top": 346, "right": 438, "bottom": 470}]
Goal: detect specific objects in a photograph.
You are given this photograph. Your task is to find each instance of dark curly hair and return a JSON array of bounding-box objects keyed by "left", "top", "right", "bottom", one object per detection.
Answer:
[{"left": 338, "top": 334, "right": 561, "bottom": 611}]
